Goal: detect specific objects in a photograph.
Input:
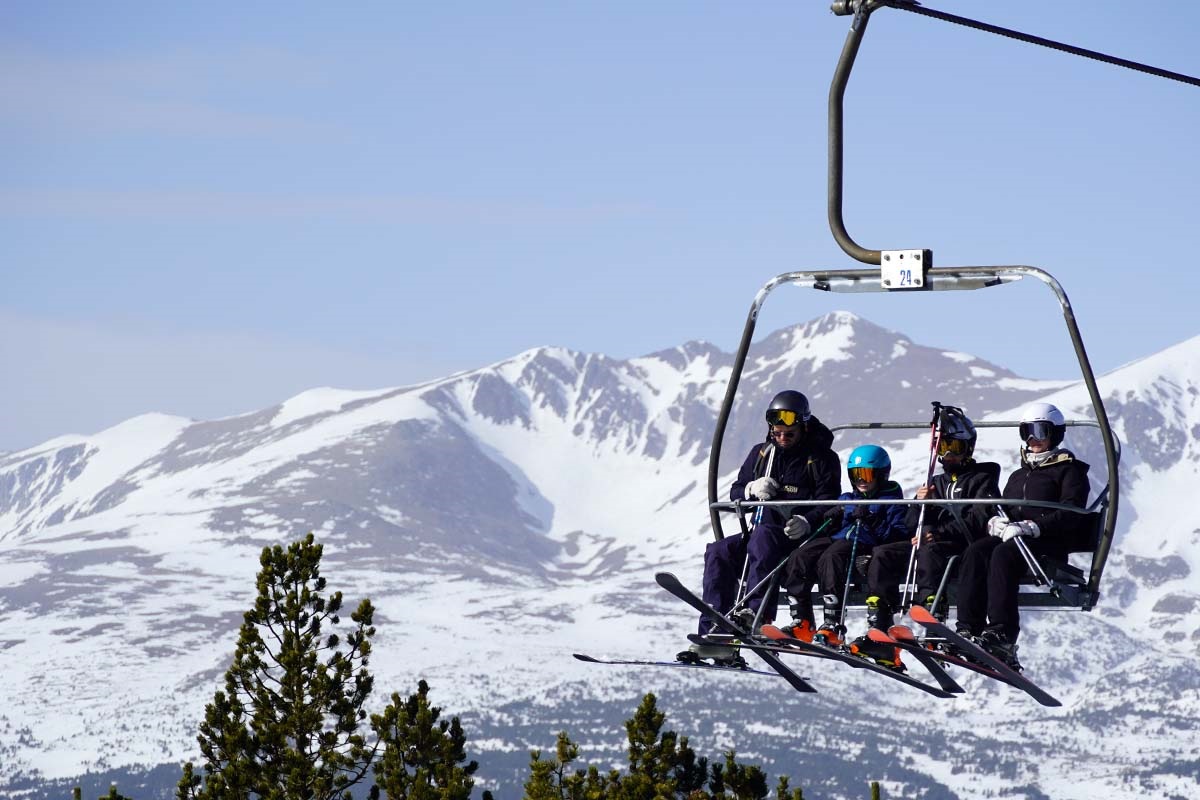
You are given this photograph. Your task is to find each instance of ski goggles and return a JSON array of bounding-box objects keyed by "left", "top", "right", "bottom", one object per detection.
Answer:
[
  {"left": 766, "top": 409, "right": 805, "bottom": 427},
  {"left": 848, "top": 467, "right": 879, "bottom": 483},
  {"left": 1019, "top": 421, "right": 1055, "bottom": 442},
  {"left": 937, "top": 438, "right": 971, "bottom": 456}
]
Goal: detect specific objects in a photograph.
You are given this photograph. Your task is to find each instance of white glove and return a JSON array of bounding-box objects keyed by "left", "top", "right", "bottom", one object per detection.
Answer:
[
  {"left": 745, "top": 477, "right": 779, "bottom": 500},
  {"left": 987, "top": 515, "right": 1007, "bottom": 538},
  {"left": 1001, "top": 520, "right": 1041, "bottom": 542},
  {"left": 784, "top": 515, "right": 811, "bottom": 540}
]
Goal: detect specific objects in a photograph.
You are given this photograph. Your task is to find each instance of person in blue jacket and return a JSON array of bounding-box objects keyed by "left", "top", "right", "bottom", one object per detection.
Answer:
[
  {"left": 779, "top": 444, "right": 908, "bottom": 649},
  {"left": 677, "top": 390, "right": 841, "bottom": 665}
]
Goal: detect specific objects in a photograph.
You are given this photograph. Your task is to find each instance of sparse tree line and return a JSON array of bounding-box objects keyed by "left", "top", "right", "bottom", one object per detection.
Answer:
[{"left": 73, "top": 535, "right": 886, "bottom": 800}]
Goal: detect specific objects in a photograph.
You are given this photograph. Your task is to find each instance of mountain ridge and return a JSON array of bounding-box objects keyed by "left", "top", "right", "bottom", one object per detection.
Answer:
[{"left": 1, "top": 312, "right": 1198, "bottom": 799}]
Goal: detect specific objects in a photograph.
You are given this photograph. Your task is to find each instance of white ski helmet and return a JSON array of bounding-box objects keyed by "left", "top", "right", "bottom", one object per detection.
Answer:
[{"left": 1018, "top": 402, "right": 1066, "bottom": 448}]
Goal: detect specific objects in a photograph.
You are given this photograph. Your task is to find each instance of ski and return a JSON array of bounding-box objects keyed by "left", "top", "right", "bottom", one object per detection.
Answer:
[
  {"left": 861, "top": 628, "right": 964, "bottom": 694},
  {"left": 876, "top": 625, "right": 1015, "bottom": 687},
  {"left": 908, "top": 606, "right": 1062, "bottom": 707},
  {"left": 654, "top": 572, "right": 818, "bottom": 693},
  {"left": 759, "top": 624, "right": 955, "bottom": 699},
  {"left": 687, "top": 633, "right": 840, "bottom": 661},
  {"left": 572, "top": 653, "right": 798, "bottom": 679}
]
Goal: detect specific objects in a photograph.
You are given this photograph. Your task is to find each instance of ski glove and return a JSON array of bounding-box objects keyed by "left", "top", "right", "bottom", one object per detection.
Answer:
[
  {"left": 1001, "top": 520, "right": 1041, "bottom": 542},
  {"left": 784, "top": 514, "right": 811, "bottom": 540},
  {"left": 987, "top": 515, "right": 1008, "bottom": 538},
  {"left": 745, "top": 477, "right": 779, "bottom": 500}
]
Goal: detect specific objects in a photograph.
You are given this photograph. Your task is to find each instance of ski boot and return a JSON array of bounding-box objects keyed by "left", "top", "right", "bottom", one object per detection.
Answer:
[
  {"left": 920, "top": 593, "right": 949, "bottom": 623},
  {"left": 814, "top": 598, "right": 845, "bottom": 647},
  {"left": 728, "top": 607, "right": 758, "bottom": 634},
  {"left": 811, "top": 618, "right": 849, "bottom": 652},
  {"left": 849, "top": 634, "right": 906, "bottom": 672},
  {"left": 865, "top": 595, "right": 894, "bottom": 631},
  {"left": 779, "top": 618, "right": 815, "bottom": 643},
  {"left": 676, "top": 642, "right": 740, "bottom": 665},
  {"left": 978, "top": 628, "right": 1023, "bottom": 672}
]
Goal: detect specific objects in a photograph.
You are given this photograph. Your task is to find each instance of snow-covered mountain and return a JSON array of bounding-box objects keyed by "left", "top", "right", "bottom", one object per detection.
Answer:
[{"left": 1, "top": 311, "right": 1197, "bottom": 799}]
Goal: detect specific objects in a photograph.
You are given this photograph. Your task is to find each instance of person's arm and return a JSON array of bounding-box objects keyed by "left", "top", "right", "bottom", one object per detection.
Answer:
[
  {"left": 1035, "top": 462, "right": 1091, "bottom": 538},
  {"left": 803, "top": 450, "right": 843, "bottom": 529},
  {"left": 961, "top": 470, "right": 1002, "bottom": 542}
]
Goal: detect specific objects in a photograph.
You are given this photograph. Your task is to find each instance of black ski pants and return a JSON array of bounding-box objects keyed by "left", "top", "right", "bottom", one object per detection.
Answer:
[
  {"left": 780, "top": 537, "right": 862, "bottom": 625},
  {"left": 956, "top": 536, "right": 1065, "bottom": 641},
  {"left": 866, "top": 539, "right": 966, "bottom": 608}
]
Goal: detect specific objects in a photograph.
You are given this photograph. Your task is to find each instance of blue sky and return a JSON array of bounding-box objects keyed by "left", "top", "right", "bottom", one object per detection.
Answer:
[{"left": 3, "top": 2, "right": 1198, "bottom": 451}]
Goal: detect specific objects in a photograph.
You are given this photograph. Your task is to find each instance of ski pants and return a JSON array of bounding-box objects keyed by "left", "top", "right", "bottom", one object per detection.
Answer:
[
  {"left": 779, "top": 537, "right": 863, "bottom": 625},
  {"left": 866, "top": 539, "right": 965, "bottom": 608},
  {"left": 956, "top": 536, "right": 1065, "bottom": 641},
  {"left": 699, "top": 522, "right": 794, "bottom": 635}
]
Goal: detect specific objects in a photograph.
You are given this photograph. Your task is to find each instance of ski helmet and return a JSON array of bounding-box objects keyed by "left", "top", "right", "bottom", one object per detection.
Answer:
[
  {"left": 937, "top": 407, "right": 977, "bottom": 462},
  {"left": 765, "top": 390, "right": 811, "bottom": 427},
  {"left": 847, "top": 444, "right": 891, "bottom": 485},
  {"left": 1018, "top": 402, "right": 1066, "bottom": 448}
]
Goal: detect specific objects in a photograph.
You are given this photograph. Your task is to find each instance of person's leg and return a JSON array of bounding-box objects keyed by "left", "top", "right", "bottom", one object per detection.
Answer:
[
  {"left": 955, "top": 537, "right": 1001, "bottom": 636},
  {"left": 815, "top": 539, "right": 857, "bottom": 642},
  {"left": 699, "top": 532, "right": 746, "bottom": 635},
  {"left": 865, "top": 540, "right": 911, "bottom": 629},
  {"left": 915, "top": 541, "right": 965, "bottom": 620},
  {"left": 985, "top": 539, "right": 1028, "bottom": 643},
  {"left": 779, "top": 536, "right": 834, "bottom": 631},
  {"left": 741, "top": 523, "right": 795, "bottom": 624}
]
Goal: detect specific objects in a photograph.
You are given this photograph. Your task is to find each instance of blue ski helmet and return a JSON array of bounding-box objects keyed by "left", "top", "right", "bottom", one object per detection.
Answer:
[{"left": 847, "top": 444, "right": 891, "bottom": 485}]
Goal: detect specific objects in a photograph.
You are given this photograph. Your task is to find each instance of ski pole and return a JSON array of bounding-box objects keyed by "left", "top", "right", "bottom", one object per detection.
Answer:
[
  {"left": 734, "top": 516, "right": 836, "bottom": 625},
  {"left": 995, "top": 505, "right": 1056, "bottom": 590},
  {"left": 735, "top": 443, "right": 776, "bottom": 607},
  {"left": 901, "top": 402, "right": 944, "bottom": 609},
  {"left": 837, "top": 520, "right": 861, "bottom": 632}
]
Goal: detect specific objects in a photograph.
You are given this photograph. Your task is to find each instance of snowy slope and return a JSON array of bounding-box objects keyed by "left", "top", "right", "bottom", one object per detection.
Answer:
[{"left": 0, "top": 314, "right": 1197, "bottom": 799}]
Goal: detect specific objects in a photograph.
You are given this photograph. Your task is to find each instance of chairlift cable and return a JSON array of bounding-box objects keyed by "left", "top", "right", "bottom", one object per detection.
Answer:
[{"left": 877, "top": 0, "right": 1200, "bottom": 89}]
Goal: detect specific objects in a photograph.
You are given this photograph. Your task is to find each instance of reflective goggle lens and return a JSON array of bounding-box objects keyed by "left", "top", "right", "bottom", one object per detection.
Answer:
[
  {"left": 1019, "top": 421, "right": 1054, "bottom": 442},
  {"left": 938, "top": 438, "right": 969, "bottom": 456},
  {"left": 767, "top": 409, "right": 799, "bottom": 427},
  {"left": 848, "top": 467, "right": 877, "bottom": 483}
]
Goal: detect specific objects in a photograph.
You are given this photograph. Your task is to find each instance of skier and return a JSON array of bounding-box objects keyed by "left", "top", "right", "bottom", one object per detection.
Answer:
[
  {"left": 678, "top": 390, "right": 841, "bottom": 664},
  {"left": 954, "top": 402, "right": 1091, "bottom": 670},
  {"left": 848, "top": 407, "right": 1001, "bottom": 667},
  {"left": 778, "top": 444, "right": 907, "bottom": 656}
]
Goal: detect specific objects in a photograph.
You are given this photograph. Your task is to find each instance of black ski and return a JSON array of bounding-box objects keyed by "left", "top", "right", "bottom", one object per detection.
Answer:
[
  {"left": 573, "top": 653, "right": 798, "bottom": 679},
  {"left": 876, "top": 625, "right": 1016, "bottom": 687},
  {"left": 760, "top": 625, "right": 955, "bottom": 699},
  {"left": 654, "top": 572, "right": 818, "bottom": 693},
  {"left": 687, "top": 633, "right": 840, "bottom": 661},
  {"left": 861, "top": 628, "right": 964, "bottom": 694},
  {"left": 908, "top": 606, "right": 1061, "bottom": 707}
]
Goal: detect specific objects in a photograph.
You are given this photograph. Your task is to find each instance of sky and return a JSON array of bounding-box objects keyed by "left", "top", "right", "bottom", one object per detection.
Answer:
[{"left": 2, "top": 1, "right": 1198, "bottom": 452}]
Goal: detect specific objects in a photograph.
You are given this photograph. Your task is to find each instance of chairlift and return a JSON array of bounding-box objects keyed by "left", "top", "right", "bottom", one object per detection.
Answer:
[{"left": 704, "top": 1, "right": 1123, "bottom": 614}]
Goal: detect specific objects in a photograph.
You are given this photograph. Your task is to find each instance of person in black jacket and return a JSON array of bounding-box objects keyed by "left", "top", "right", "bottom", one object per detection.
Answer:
[
  {"left": 955, "top": 402, "right": 1091, "bottom": 670},
  {"left": 850, "top": 407, "right": 1001, "bottom": 667},
  {"left": 678, "top": 390, "right": 841, "bottom": 664}
]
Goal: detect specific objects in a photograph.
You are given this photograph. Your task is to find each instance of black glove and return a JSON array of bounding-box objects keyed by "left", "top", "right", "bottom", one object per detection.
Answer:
[
  {"left": 851, "top": 505, "right": 871, "bottom": 520},
  {"left": 822, "top": 506, "right": 845, "bottom": 525}
]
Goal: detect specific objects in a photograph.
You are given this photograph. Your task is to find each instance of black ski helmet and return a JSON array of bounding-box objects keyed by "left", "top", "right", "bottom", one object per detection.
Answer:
[
  {"left": 937, "top": 406, "right": 977, "bottom": 463},
  {"left": 766, "top": 390, "right": 811, "bottom": 426}
]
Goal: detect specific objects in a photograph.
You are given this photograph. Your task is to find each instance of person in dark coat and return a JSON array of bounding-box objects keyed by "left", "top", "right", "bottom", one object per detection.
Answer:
[
  {"left": 955, "top": 402, "right": 1091, "bottom": 671},
  {"left": 778, "top": 444, "right": 907, "bottom": 650},
  {"left": 677, "top": 390, "right": 841, "bottom": 664},
  {"left": 850, "top": 407, "right": 1001, "bottom": 667}
]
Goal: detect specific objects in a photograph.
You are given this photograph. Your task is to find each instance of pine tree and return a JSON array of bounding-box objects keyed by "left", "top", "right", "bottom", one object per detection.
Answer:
[
  {"left": 177, "top": 533, "right": 378, "bottom": 800},
  {"left": 371, "top": 679, "right": 486, "bottom": 800},
  {"left": 522, "top": 693, "right": 800, "bottom": 800}
]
